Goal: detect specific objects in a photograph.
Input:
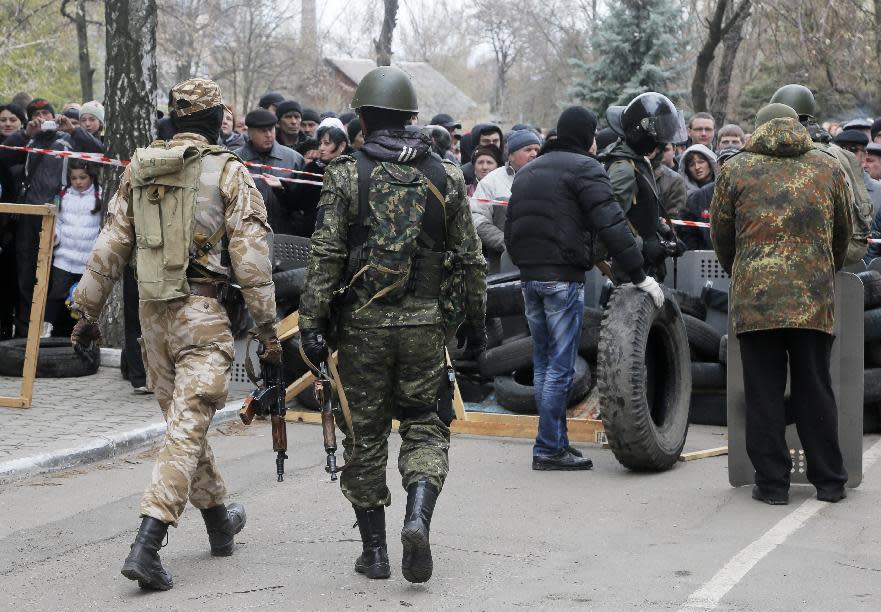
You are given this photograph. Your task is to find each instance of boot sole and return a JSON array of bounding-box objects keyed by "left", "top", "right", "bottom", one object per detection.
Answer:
[
  {"left": 532, "top": 462, "right": 593, "bottom": 471},
  {"left": 401, "top": 525, "right": 432, "bottom": 583},
  {"left": 121, "top": 561, "right": 173, "bottom": 591}
]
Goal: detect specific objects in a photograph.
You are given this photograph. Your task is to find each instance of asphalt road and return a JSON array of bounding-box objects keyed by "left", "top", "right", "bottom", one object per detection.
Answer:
[{"left": 1, "top": 422, "right": 879, "bottom": 611}]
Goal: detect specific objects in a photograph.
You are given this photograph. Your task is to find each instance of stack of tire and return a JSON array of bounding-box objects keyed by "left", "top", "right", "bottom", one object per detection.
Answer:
[
  {"left": 452, "top": 272, "right": 597, "bottom": 414},
  {"left": 859, "top": 270, "right": 881, "bottom": 432},
  {"left": 673, "top": 289, "right": 728, "bottom": 427}
]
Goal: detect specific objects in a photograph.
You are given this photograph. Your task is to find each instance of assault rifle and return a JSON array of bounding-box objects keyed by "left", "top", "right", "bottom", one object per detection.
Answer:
[
  {"left": 314, "top": 363, "right": 339, "bottom": 481},
  {"left": 239, "top": 346, "right": 288, "bottom": 482}
]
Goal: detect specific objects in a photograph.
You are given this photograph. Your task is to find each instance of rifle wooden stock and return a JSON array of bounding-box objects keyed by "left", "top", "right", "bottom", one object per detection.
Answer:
[
  {"left": 239, "top": 396, "right": 257, "bottom": 425},
  {"left": 270, "top": 413, "right": 287, "bottom": 453}
]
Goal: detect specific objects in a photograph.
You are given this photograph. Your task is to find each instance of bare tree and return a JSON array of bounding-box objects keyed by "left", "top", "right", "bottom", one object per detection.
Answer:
[
  {"left": 473, "top": 0, "right": 524, "bottom": 115},
  {"left": 690, "top": 0, "right": 752, "bottom": 113},
  {"left": 301, "top": 0, "right": 318, "bottom": 58},
  {"left": 61, "top": 0, "right": 99, "bottom": 101},
  {"left": 102, "top": 0, "right": 157, "bottom": 345},
  {"left": 374, "top": 0, "right": 399, "bottom": 66}
]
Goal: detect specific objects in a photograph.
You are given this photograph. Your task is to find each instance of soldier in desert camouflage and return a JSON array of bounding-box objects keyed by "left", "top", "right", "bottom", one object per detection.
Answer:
[{"left": 69, "top": 78, "right": 279, "bottom": 591}]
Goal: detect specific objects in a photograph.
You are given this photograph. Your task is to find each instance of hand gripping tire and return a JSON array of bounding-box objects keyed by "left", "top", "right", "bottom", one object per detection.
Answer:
[{"left": 597, "top": 285, "right": 691, "bottom": 471}]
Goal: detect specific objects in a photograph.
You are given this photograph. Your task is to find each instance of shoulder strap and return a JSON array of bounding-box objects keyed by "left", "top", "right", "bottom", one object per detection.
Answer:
[
  {"left": 350, "top": 150, "right": 377, "bottom": 249},
  {"left": 416, "top": 153, "right": 448, "bottom": 251}
]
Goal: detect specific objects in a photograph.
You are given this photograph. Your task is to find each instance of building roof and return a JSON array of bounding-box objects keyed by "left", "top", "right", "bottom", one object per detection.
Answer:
[{"left": 324, "top": 57, "right": 476, "bottom": 121}]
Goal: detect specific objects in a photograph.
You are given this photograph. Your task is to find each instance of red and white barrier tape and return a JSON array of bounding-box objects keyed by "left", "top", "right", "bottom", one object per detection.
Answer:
[{"left": 0, "top": 144, "right": 323, "bottom": 186}]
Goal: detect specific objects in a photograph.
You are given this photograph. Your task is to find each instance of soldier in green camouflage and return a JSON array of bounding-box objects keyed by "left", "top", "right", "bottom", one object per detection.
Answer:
[
  {"left": 710, "top": 106, "right": 851, "bottom": 506},
  {"left": 69, "top": 78, "right": 279, "bottom": 590},
  {"left": 298, "top": 66, "right": 486, "bottom": 583},
  {"left": 771, "top": 84, "right": 868, "bottom": 264}
]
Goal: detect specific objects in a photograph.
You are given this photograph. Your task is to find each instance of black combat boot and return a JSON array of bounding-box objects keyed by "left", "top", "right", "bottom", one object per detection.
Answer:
[
  {"left": 120, "top": 516, "right": 173, "bottom": 591},
  {"left": 201, "top": 503, "right": 247, "bottom": 556},
  {"left": 354, "top": 506, "right": 391, "bottom": 579},
  {"left": 401, "top": 480, "right": 439, "bottom": 584}
]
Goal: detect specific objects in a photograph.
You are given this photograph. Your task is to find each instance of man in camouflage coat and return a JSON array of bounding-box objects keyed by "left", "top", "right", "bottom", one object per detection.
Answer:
[
  {"left": 710, "top": 104, "right": 851, "bottom": 506},
  {"left": 298, "top": 66, "right": 486, "bottom": 583},
  {"left": 70, "top": 79, "right": 278, "bottom": 590}
]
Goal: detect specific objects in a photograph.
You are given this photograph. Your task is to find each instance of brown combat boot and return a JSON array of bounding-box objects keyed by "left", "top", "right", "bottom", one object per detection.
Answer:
[
  {"left": 201, "top": 503, "right": 247, "bottom": 556},
  {"left": 354, "top": 506, "right": 391, "bottom": 579},
  {"left": 401, "top": 480, "right": 439, "bottom": 583},
  {"left": 120, "top": 516, "right": 173, "bottom": 591}
]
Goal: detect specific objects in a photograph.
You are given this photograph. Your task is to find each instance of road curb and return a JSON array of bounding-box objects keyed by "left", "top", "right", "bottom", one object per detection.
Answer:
[{"left": 0, "top": 400, "right": 241, "bottom": 483}]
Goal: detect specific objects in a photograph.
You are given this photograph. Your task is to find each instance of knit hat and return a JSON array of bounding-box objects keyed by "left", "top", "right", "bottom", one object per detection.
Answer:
[
  {"left": 317, "top": 116, "right": 348, "bottom": 139},
  {"left": 301, "top": 108, "right": 321, "bottom": 124},
  {"left": 346, "top": 117, "right": 362, "bottom": 143},
  {"left": 258, "top": 91, "right": 285, "bottom": 109},
  {"left": 245, "top": 108, "right": 279, "bottom": 128},
  {"left": 275, "top": 100, "right": 302, "bottom": 120},
  {"left": 506, "top": 129, "right": 541, "bottom": 154},
  {"left": 79, "top": 100, "right": 105, "bottom": 125},
  {"left": 63, "top": 107, "right": 80, "bottom": 120},
  {"left": 555, "top": 106, "right": 598, "bottom": 153},
  {"left": 470, "top": 144, "right": 503, "bottom": 167},
  {"left": 26, "top": 98, "right": 55, "bottom": 120}
]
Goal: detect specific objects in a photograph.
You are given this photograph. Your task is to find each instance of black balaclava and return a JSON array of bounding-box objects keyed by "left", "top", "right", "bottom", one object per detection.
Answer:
[
  {"left": 171, "top": 105, "right": 223, "bottom": 143},
  {"left": 553, "top": 106, "right": 598, "bottom": 155}
]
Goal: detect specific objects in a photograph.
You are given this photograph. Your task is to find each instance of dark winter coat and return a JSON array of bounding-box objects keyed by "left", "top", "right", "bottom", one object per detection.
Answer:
[
  {"left": 0, "top": 129, "right": 72, "bottom": 205},
  {"left": 234, "top": 140, "right": 305, "bottom": 235},
  {"left": 69, "top": 127, "right": 104, "bottom": 153},
  {"left": 681, "top": 182, "right": 715, "bottom": 251},
  {"left": 504, "top": 144, "right": 645, "bottom": 284}
]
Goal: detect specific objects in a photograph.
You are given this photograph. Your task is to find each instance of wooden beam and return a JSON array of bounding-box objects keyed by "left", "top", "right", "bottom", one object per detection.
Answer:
[
  {"left": 0, "top": 202, "right": 56, "bottom": 216},
  {"left": 679, "top": 446, "right": 729, "bottom": 462},
  {"left": 285, "top": 370, "right": 316, "bottom": 401},
  {"left": 277, "top": 311, "right": 299, "bottom": 341}
]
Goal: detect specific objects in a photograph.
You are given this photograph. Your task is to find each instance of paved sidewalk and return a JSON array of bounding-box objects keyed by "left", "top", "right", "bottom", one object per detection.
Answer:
[{"left": 0, "top": 351, "right": 253, "bottom": 481}]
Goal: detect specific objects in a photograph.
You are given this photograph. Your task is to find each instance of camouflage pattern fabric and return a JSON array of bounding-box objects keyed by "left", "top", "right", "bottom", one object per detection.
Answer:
[
  {"left": 814, "top": 141, "right": 870, "bottom": 265},
  {"left": 171, "top": 78, "right": 223, "bottom": 117},
  {"left": 138, "top": 295, "right": 234, "bottom": 525},
  {"left": 299, "top": 155, "right": 486, "bottom": 331},
  {"left": 71, "top": 131, "right": 277, "bottom": 526},
  {"left": 335, "top": 324, "right": 450, "bottom": 508},
  {"left": 710, "top": 117, "right": 852, "bottom": 335}
]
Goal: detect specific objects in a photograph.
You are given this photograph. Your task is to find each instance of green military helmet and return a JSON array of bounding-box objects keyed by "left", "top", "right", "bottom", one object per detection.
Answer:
[
  {"left": 351, "top": 66, "right": 418, "bottom": 113},
  {"left": 755, "top": 103, "right": 798, "bottom": 128},
  {"left": 770, "top": 84, "right": 817, "bottom": 119}
]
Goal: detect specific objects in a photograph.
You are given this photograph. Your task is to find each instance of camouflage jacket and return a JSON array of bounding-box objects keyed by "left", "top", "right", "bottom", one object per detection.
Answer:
[
  {"left": 298, "top": 153, "right": 486, "bottom": 330},
  {"left": 814, "top": 141, "right": 869, "bottom": 265},
  {"left": 709, "top": 118, "right": 852, "bottom": 335},
  {"left": 72, "top": 133, "right": 277, "bottom": 334}
]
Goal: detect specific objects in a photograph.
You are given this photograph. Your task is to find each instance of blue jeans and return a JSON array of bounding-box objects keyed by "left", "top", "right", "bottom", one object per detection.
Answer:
[{"left": 522, "top": 281, "right": 585, "bottom": 457}]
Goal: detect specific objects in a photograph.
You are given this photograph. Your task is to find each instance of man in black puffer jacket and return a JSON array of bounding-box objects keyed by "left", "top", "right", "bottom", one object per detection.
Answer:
[{"left": 505, "top": 105, "right": 664, "bottom": 471}]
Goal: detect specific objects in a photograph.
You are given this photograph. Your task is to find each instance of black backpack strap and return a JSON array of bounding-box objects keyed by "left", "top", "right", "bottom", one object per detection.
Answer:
[
  {"left": 351, "top": 150, "right": 376, "bottom": 249},
  {"left": 416, "top": 153, "right": 448, "bottom": 251}
]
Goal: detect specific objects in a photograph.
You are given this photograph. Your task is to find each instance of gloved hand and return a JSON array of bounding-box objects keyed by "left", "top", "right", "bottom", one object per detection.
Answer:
[
  {"left": 463, "top": 320, "right": 488, "bottom": 359},
  {"left": 634, "top": 276, "right": 665, "bottom": 309},
  {"left": 70, "top": 314, "right": 101, "bottom": 354},
  {"left": 300, "top": 328, "right": 329, "bottom": 367},
  {"left": 257, "top": 336, "right": 282, "bottom": 365}
]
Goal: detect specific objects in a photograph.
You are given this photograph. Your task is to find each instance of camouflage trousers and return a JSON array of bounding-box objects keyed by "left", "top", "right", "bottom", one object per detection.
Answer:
[
  {"left": 138, "top": 294, "right": 234, "bottom": 526},
  {"left": 335, "top": 324, "right": 451, "bottom": 508}
]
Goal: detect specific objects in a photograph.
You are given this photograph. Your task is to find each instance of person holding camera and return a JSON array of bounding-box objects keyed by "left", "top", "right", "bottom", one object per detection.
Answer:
[{"left": 0, "top": 98, "right": 73, "bottom": 337}]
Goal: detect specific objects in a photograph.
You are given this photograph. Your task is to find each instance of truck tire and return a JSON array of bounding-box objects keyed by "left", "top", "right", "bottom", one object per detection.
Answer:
[
  {"left": 479, "top": 335, "right": 533, "bottom": 378},
  {"left": 598, "top": 286, "right": 691, "bottom": 471},
  {"left": 273, "top": 268, "right": 308, "bottom": 302},
  {"left": 865, "top": 368, "right": 881, "bottom": 404},
  {"left": 689, "top": 392, "right": 727, "bottom": 426},
  {"left": 670, "top": 289, "right": 707, "bottom": 321},
  {"left": 486, "top": 281, "right": 524, "bottom": 318},
  {"left": 867, "top": 308, "right": 881, "bottom": 343},
  {"left": 0, "top": 337, "right": 100, "bottom": 378},
  {"left": 281, "top": 337, "right": 310, "bottom": 387},
  {"left": 719, "top": 334, "right": 728, "bottom": 365},
  {"left": 682, "top": 313, "right": 722, "bottom": 361},
  {"left": 578, "top": 307, "right": 604, "bottom": 362},
  {"left": 691, "top": 361, "right": 726, "bottom": 390},
  {"left": 494, "top": 356, "right": 590, "bottom": 415},
  {"left": 857, "top": 270, "right": 881, "bottom": 309}
]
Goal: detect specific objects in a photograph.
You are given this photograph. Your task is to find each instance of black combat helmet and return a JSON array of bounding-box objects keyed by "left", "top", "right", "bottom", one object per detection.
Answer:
[
  {"left": 769, "top": 84, "right": 818, "bottom": 120},
  {"left": 607, "top": 92, "right": 686, "bottom": 155},
  {"left": 351, "top": 66, "right": 418, "bottom": 113}
]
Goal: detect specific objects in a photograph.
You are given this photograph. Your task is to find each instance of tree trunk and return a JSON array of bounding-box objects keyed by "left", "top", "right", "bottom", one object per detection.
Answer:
[
  {"left": 74, "top": 0, "right": 94, "bottom": 101},
  {"left": 710, "top": 11, "right": 748, "bottom": 126},
  {"left": 374, "top": 0, "right": 399, "bottom": 66},
  {"left": 101, "top": 0, "right": 157, "bottom": 347},
  {"left": 690, "top": 0, "right": 728, "bottom": 112},
  {"left": 301, "top": 0, "right": 317, "bottom": 57}
]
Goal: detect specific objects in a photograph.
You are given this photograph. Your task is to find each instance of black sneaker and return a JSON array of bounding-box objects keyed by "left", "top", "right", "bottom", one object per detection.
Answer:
[
  {"left": 751, "top": 485, "right": 788, "bottom": 505},
  {"left": 565, "top": 445, "right": 583, "bottom": 457},
  {"left": 532, "top": 450, "right": 593, "bottom": 471},
  {"left": 816, "top": 488, "right": 847, "bottom": 503}
]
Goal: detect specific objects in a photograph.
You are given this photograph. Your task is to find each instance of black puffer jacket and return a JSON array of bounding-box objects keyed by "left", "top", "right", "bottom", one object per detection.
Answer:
[{"left": 504, "top": 143, "right": 645, "bottom": 283}]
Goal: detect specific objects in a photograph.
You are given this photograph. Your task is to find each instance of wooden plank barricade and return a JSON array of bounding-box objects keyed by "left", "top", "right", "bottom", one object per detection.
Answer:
[{"left": 0, "top": 203, "right": 57, "bottom": 408}]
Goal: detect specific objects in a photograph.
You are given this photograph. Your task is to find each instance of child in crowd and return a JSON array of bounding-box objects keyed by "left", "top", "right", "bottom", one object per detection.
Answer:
[{"left": 44, "top": 160, "right": 102, "bottom": 337}]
